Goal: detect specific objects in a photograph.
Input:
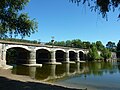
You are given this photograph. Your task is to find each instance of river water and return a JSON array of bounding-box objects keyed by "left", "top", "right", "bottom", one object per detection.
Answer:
[{"left": 12, "top": 61, "right": 120, "bottom": 90}]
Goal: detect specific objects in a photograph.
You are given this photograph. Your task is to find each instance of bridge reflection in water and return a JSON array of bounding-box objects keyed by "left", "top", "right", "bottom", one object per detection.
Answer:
[
  {"left": 12, "top": 62, "right": 88, "bottom": 82},
  {"left": 11, "top": 61, "right": 120, "bottom": 90}
]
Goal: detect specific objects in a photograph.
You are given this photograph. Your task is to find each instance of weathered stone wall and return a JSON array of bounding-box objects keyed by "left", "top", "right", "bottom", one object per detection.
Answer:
[
  {"left": 0, "top": 44, "right": 6, "bottom": 67},
  {"left": 111, "top": 52, "right": 117, "bottom": 59},
  {"left": 0, "top": 44, "right": 2, "bottom": 67}
]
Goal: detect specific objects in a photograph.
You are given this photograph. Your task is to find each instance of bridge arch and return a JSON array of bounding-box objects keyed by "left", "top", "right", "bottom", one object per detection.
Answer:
[
  {"left": 36, "top": 48, "right": 51, "bottom": 64},
  {"left": 77, "top": 50, "right": 88, "bottom": 60},
  {"left": 54, "top": 48, "right": 66, "bottom": 52},
  {"left": 67, "top": 49, "right": 76, "bottom": 53},
  {"left": 6, "top": 45, "right": 31, "bottom": 51},
  {"left": 68, "top": 49, "right": 77, "bottom": 61},
  {"left": 77, "top": 50, "right": 84, "bottom": 54},
  {"left": 55, "top": 50, "right": 65, "bottom": 62},
  {"left": 53, "top": 48, "right": 66, "bottom": 62},
  {"left": 6, "top": 47, "right": 30, "bottom": 65},
  {"left": 35, "top": 47, "right": 51, "bottom": 52},
  {"left": 79, "top": 51, "right": 85, "bottom": 60}
]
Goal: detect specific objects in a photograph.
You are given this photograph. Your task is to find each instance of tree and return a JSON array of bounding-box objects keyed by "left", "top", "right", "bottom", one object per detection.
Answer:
[
  {"left": 71, "top": 39, "right": 83, "bottom": 48},
  {"left": 96, "top": 41, "right": 104, "bottom": 51},
  {"left": 106, "top": 41, "right": 116, "bottom": 52},
  {"left": 0, "top": 0, "right": 37, "bottom": 38},
  {"left": 69, "top": 0, "right": 120, "bottom": 20},
  {"left": 65, "top": 40, "right": 72, "bottom": 47},
  {"left": 101, "top": 48, "right": 111, "bottom": 61},
  {"left": 82, "top": 41, "right": 91, "bottom": 49},
  {"left": 0, "top": 38, "right": 40, "bottom": 44},
  {"left": 88, "top": 45, "right": 100, "bottom": 61},
  {"left": 116, "top": 40, "right": 120, "bottom": 58},
  {"left": 55, "top": 41, "right": 66, "bottom": 46}
]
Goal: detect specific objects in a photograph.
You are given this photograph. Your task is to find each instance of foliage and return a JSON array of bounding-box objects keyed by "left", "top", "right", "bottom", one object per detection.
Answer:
[
  {"left": 46, "top": 41, "right": 66, "bottom": 46},
  {"left": 65, "top": 40, "right": 73, "bottom": 47},
  {"left": 88, "top": 45, "right": 100, "bottom": 60},
  {"left": 46, "top": 39, "right": 91, "bottom": 49},
  {"left": 95, "top": 41, "right": 104, "bottom": 51},
  {"left": 101, "top": 48, "right": 111, "bottom": 60},
  {"left": 116, "top": 40, "right": 120, "bottom": 58},
  {"left": 0, "top": 0, "right": 37, "bottom": 38},
  {"left": 0, "top": 38, "right": 40, "bottom": 44},
  {"left": 69, "top": 0, "right": 120, "bottom": 20},
  {"left": 83, "top": 41, "right": 91, "bottom": 49},
  {"left": 46, "top": 39, "right": 115, "bottom": 61},
  {"left": 54, "top": 41, "right": 66, "bottom": 46},
  {"left": 106, "top": 41, "right": 116, "bottom": 52},
  {"left": 71, "top": 39, "right": 83, "bottom": 48}
]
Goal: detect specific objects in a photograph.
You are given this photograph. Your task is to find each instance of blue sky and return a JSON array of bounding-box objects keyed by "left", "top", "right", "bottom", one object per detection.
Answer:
[{"left": 23, "top": 0, "right": 120, "bottom": 45}]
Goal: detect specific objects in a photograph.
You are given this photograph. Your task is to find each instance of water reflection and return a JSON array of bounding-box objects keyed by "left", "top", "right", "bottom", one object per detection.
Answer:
[
  {"left": 29, "top": 67, "right": 36, "bottom": 79},
  {"left": 12, "top": 63, "right": 86, "bottom": 82},
  {"left": 84, "top": 62, "right": 119, "bottom": 77},
  {"left": 64, "top": 63, "right": 70, "bottom": 75},
  {"left": 56, "top": 62, "right": 120, "bottom": 90},
  {"left": 12, "top": 61, "right": 120, "bottom": 83}
]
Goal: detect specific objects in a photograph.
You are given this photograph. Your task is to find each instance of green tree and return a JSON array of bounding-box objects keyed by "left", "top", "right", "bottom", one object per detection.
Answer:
[
  {"left": 88, "top": 45, "right": 100, "bottom": 61},
  {"left": 101, "top": 48, "right": 111, "bottom": 61},
  {"left": 0, "top": 38, "right": 40, "bottom": 44},
  {"left": 96, "top": 41, "right": 104, "bottom": 51},
  {"left": 0, "top": 0, "right": 37, "bottom": 38},
  {"left": 82, "top": 41, "right": 91, "bottom": 49},
  {"left": 71, "top": 39, "right": 83, "bottom": 48},
  {"left": 65, "top": 40, "right": 72, "bottom": 47},
  {"left": 69, "top": 0, "right": 120, "bottom": 20},
  {"left": 116, "top": 40, "right": 120, "bottom": 58},
  {"left": 106, "top": 41, "right": 116, "bottom": 52},
  {"left": 57, "top": 41, "right": 65, "bottom": 46}
]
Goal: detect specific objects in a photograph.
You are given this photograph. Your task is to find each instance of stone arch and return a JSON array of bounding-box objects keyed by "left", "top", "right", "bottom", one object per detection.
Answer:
[
  {"left": 6, "top": 45, "right": 31, "bottom": 51},
  {"left": 35, "top": 47, "right": 51, "bottom": 52},
  {"left": 77, "top": 50, "right": 86, "bottom": 60},
  {"left": 55, "top": 50, "right": 65, "bottom": 62},
  {"left": 68, "top": 49, "right": 77, "bottom": 61},
  {"left": 6, "top": 47, "right": 30, "bottom": 65},
  {"left": 36, "top": 49, "right": 51, "bottom": 64},
  {"left": 67, "top": 49, "right": 77, "bottom": 53},
  {"left": 77, "top": 50, "right": 84, "bottom": 54},
  {"left": 54, "top": 48, "right": 66, "bottom": 52},
  {"left": 79, "top": 51, "right": 84, "bottom": 60}
]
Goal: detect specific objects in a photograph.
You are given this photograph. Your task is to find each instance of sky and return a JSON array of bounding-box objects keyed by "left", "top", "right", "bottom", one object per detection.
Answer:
[{"left": 23, "top": 0, "right": 120, "bottom": 45}]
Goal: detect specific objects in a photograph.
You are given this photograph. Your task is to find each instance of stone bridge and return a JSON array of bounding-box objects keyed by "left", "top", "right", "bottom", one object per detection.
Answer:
[{"left": 0, "top": 40, "right": 89, "bottom": 68}]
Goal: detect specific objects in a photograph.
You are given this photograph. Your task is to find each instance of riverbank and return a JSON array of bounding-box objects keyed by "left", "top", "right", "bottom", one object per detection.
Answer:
[{"left": 0, "top": 69, "right": 86, "bottom": 90}]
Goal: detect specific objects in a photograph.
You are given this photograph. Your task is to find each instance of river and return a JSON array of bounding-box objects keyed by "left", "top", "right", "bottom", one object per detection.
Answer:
[{"left": 12, "top": 61, "right": 120, "bottom": 90}]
